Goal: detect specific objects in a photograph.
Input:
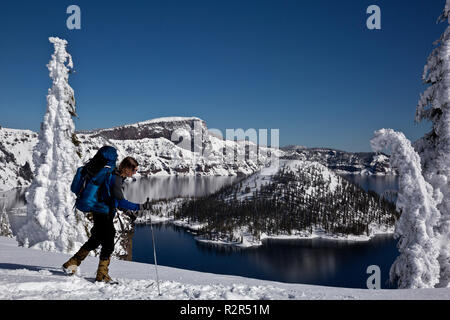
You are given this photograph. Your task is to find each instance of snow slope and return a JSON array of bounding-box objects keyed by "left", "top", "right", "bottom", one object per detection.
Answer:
[{"left": 1, "top": 237, "right": 449, "bottom": 300}]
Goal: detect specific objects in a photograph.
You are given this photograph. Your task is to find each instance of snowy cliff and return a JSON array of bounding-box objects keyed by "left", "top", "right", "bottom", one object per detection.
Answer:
[
  {"left": 75, "top": 116, "right": 279, "bottom": 177},
  {"left": 0, "top": 118, "right": 393, "bottom": 193},
  {"left": 0, "top": 128, "right": 37, "bottom": 191}
]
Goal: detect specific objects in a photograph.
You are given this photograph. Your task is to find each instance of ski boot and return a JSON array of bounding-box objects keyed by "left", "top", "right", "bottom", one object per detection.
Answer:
[
  {"left": 62, "top": 248, "right": 90, "bottom": 275},
  {"left": 95, "top": 257, "right": 115, "bottom": 283}
]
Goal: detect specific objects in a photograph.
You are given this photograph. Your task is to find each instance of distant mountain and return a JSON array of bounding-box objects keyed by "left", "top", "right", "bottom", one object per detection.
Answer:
[
  {"left": 280, "top": 145, "right": 394, "bottom": 175},
  {"left": 0, "top": 117, "right": 393, "bottom": 192},
  {"left": 0, "top": 117, "right": 278, "bottom": 191}
]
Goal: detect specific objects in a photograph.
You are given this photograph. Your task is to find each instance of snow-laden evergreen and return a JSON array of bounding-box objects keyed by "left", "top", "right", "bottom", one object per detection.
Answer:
[
  {"left": 0, "top": 200, "right": 13, "bottom": 237},
  {"left": 16, "top": 37, "right": 87, "bottom": 253},
  {"left": 369, "top": 0, "right": 450, "bottom": 288},
  {"left": 414, "top": 0, "right": 450, "bottom": 287},
  {"left": 371, "top": 129, "right": 441, "bottom": 288}
]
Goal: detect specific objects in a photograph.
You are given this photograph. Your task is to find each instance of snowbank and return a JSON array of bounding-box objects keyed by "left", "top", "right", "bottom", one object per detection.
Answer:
[{"left": 0, "top": 236, "right": 449, "bottom": 300}]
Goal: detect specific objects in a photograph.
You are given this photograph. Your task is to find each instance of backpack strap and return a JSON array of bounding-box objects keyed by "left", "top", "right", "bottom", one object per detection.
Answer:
[
  {"left": 104, "top": 167, "right": 113, "bottom": 199},
  {"left": 88, "top": 165, "right": 114, "bottom": 204}
]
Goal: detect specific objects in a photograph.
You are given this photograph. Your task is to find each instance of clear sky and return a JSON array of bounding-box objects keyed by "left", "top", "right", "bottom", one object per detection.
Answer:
[{"left": 0, "top": 0, "right": 447, "bottom": 151}]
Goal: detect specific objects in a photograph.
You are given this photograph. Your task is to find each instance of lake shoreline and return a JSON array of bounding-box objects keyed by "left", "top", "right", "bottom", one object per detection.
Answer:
[{"left": 135, "top": 213, "right": 395, "bottom": 249}]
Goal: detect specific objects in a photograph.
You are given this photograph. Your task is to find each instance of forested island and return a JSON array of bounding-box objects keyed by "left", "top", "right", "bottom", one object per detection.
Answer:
[{"left": 144, "top": 160, "right": 399, "bottom": 246}]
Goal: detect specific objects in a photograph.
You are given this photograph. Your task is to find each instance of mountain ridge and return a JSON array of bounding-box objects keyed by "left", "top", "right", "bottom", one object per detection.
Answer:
[{"left": 1, "top": 117, "right": 393, "bottom": 192}]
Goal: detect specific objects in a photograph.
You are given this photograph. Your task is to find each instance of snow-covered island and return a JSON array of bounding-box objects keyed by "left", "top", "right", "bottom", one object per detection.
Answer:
[{"left": 135, "top": 159, "right": 397, "bottom": 248}]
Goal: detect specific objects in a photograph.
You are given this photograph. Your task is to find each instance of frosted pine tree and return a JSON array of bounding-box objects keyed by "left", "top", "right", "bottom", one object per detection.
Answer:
[
  {"left": 16, "top": 37, "right": 87, "bottom": 253},
  {"left": 370, "top": 1, "right": 450, "bottom": 289},
  {"left": 0, "top": 203, "right": 13, "bottom": 238},
  {"left": 414, "top": 0, "right": 450, "bottom": 287},
  {"left": 371, "top": 129, "right": 441, "bottom": 288}
]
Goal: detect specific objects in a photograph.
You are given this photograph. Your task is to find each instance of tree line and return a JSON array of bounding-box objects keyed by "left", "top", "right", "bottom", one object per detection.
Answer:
[{"left": 171, "top": 165, "right": 399, "bottom": 243}]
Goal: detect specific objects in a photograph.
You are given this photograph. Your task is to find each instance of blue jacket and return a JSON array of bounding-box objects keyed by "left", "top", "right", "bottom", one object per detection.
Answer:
[{"left": 103, "top": 169, "right": 140, "bottom": 216}]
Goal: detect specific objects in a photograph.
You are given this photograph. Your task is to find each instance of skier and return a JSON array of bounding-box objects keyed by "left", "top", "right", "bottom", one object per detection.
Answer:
[{"left": 63, "top": 153, "right": 150, "bottom": 283}]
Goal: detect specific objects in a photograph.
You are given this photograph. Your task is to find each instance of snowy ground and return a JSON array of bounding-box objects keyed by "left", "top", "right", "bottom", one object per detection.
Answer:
[{"left": 0, "top": 236, "right": 449, "bottom": 300}]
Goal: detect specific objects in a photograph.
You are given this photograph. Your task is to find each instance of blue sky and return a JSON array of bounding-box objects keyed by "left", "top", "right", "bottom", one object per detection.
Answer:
[{"left": 0, "top": 0, "right": 446, "bottom": 151}]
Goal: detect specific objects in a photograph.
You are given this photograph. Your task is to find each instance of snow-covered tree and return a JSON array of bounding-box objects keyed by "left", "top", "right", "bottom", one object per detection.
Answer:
[
  {"left": 369, "top": 1, "right": 450, "bottom": 289},
  {"left": 16, "top": 37, "right": 87, "bottom": 253},
  {"left": 0, "top": 201, "right": 13, "bottom": 238},
  {"left": 414, "top": 0, "right": 450, "bottom": 287},
  {"left": 371, "top": 129, "right": 441, "bottom": 288}
]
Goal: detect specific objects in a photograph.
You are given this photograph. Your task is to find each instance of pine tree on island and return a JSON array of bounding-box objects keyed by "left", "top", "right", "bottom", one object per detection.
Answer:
[{"left": 17, "top": 37, "right": 87, "bottom": 253}]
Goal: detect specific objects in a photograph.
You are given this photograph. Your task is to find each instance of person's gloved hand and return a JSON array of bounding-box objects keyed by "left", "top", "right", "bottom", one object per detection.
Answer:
[
  {"left": 124, "top": 210, "right": 138, "bottom": 222},
  {"left": 140, "top": 198, "right": 151, "bottom": 211}
]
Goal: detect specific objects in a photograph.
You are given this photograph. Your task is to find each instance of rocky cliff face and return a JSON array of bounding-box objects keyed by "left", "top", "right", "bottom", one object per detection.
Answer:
[
  {"left": 87, "top": 117, "right": 207, "bottom": 149},
  {"left": 0, "top": 118, "right": 394, "bottom": 192},
  {"left": 0, "top": 128, "right": 37, "bottom": 191},
  {"left": 75, "top": 116, "right": 277, "bottom": 178}
]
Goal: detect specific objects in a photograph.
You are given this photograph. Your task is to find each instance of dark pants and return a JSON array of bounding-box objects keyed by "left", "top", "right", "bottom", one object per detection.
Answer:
[{"left": 81, "top": 213, "right": 115, "bottom": 260}]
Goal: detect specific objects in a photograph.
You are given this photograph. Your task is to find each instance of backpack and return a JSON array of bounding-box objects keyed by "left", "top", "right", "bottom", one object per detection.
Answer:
[{"left": 71, "top": 146, "right": 118, "bottom": 214}]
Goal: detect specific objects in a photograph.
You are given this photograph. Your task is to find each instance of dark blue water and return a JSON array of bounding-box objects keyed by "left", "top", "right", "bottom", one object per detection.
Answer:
[
  {"left": 340, "top": 174, "right": 399, "bottom": 196},
  {"left": 133, "top": 224, "right": 398, "bottom": 288},
  {"left": 131, "top": 174, "right": 400, "bottom": 289}
]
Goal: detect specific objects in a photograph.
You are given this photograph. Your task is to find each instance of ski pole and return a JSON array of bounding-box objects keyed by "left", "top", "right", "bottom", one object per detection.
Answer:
[{"left": 147, "top": 197, "right": 161, "bottom": 296}]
